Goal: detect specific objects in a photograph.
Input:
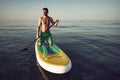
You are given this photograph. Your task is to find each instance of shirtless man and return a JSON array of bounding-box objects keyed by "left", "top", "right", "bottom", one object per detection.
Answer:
[{"left": 36, "top": 8, "right": 59, "bottom": 46}]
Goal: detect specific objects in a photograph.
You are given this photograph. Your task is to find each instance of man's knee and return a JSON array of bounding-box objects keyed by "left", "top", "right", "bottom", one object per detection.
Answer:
[
  {"left": 49, "top": 42, "right": 53, "bottom": 46},
  {"left": 38, "top": 42, "right": 42, "bottom": 46}
]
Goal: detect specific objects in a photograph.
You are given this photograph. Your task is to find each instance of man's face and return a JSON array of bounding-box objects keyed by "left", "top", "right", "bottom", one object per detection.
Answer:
[{"left": 43, "top": 10, "right": 48, "bottom": 16}]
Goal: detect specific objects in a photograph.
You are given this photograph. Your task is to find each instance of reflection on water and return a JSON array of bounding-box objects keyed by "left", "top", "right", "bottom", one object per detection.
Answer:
[{"left": 0, "top": 20, "right": 120, "bottom": 80}]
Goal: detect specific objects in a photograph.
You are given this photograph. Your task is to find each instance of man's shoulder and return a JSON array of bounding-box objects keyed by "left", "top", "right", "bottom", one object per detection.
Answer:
[
  {"left": 48, "top": 16, "right": 53, "bottom": 20},
  {"left": 39, "top": 16, "right": 44, "bottom": 21},
  {"left": 40, "top": 16, "right": 43, "bottom": 19},
  {"left": 39, "top": 16, "right": 53, "bottom": 20}
]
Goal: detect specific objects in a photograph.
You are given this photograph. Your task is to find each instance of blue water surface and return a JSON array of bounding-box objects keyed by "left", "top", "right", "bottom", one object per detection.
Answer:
[{"left": 0, "top": 20, "right": 120, "bottom": 80}]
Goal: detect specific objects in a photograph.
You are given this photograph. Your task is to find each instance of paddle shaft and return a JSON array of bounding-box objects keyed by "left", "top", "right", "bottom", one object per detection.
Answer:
[{"left": 20, "top": 24, "right": 54, "bottom": 52}]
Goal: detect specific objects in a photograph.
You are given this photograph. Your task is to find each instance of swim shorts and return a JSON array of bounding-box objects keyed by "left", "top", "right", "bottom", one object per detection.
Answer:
[{"left": 39, "top": 31, "right": 53, "bottom": 44}]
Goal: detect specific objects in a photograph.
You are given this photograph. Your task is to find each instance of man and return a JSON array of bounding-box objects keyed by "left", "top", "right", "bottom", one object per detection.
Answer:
[{"left": 36, "top": 8, "right": 59, "bottom": 46}]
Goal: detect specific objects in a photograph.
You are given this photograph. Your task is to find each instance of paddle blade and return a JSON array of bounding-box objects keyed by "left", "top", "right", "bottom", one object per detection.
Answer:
[{"left": 20, "top": 48, "right": 28, "bottom": 52}]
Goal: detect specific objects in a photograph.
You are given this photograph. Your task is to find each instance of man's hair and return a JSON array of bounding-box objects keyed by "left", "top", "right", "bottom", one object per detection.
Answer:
[{"left": 43, "top": 8, "right": 49, "bottom": 12}]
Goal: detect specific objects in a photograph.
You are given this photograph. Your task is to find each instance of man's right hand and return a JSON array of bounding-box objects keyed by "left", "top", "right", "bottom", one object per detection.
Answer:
[{"left": 36, "top": 35, "right": 40, "bottom": 39}]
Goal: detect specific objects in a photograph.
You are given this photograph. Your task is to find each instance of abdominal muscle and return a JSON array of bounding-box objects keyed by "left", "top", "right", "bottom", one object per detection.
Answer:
[{"left": 41, "top": 24, "right": 50, "bottom": 32}]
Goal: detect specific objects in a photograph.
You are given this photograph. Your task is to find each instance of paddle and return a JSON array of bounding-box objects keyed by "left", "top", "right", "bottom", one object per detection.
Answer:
[
  {"left": 20, "top": 38, "right": 38, "bottom": 52},
  {"left": 20, "top": 24, "right": 54, "bottom": 52}
]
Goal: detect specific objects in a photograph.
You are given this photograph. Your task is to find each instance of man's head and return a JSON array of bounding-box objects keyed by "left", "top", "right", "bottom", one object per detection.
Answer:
[{"left": 43, "top": 8, "right": 49, "bottom": 16}]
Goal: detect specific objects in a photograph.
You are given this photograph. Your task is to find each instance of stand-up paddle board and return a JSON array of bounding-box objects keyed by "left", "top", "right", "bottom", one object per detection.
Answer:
[{"left": 35, "top": 38, "right": 72, "bottom": 74}]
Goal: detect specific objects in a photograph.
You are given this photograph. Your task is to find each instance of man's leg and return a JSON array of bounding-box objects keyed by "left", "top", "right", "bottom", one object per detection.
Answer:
[
  {"left": 39, "top": 36, "right": 44, "bottom": 46},
  {"left": 47, "top": 35, "right": 53, "bottom": 46},
  {"left": 47, "top": 36, "right": 59, "bottom": 53}
]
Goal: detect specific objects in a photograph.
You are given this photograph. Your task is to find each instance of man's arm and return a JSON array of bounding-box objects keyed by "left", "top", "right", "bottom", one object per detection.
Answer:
[
  {"left": 36, "top": 18, "right": 42, "bottom": 39},
  {"left": 50, "top": 17, "right": 59, "bottom": 27}
]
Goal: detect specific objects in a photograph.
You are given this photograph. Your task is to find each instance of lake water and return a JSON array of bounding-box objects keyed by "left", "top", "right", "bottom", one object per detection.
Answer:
[{"left": 0, "top": 20, "right": 120, "bottom": 80}]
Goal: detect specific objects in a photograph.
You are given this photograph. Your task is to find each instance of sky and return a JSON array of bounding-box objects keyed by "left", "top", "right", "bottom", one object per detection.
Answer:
[{"left": 0, "top": 0, "right": 120, "bottom": 20}]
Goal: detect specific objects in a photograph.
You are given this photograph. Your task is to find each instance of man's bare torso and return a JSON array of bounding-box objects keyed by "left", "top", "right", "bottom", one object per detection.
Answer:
[{"left": 40, "top": 16, "right": 53, "bottom": 32}]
